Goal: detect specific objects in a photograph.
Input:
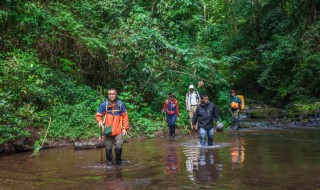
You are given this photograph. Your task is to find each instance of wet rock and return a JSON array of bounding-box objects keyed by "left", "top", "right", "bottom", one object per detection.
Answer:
[
  {"left": 0, "top": 142, "right": 15, "bottom": 153},
  {"left": 74, "top": 141, "right": 103, "bottom": 150},
  {"left": 42, "top": 140, "right": 70, "bottom": 149},
  {"left": 13, "top": 144, "right": 33, "bottom": 152}
]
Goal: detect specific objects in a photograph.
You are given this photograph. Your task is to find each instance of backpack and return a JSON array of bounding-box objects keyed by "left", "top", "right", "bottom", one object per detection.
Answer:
[
  {"left": 187, "top": 91, "right": 200, "bottom": 102},
  {"left": 230, "top": 96, "right": 245, "bottom": 110},
  {"left": 166, "top": 100, "right": 176, "bottom": 115},
  {"left": 104, "top": 100, "right": 123, "bottom": 128}
]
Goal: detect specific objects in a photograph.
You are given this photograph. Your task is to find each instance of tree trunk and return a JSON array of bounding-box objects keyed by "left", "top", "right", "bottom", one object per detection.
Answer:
[{"left": 308, "top": 0, "right": 317, "bottom": 25}]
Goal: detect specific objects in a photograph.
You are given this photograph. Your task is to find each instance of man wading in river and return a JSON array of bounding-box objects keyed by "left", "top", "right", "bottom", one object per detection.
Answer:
[
  {"left": 186, "top": 85, "right": 200, "bottom": 135},
  {"left": 96, "top": 88, "right": 129, "bottom": 165},
  {"left": 192, "top": 94, "right": 220, "bottom": 146},
  {"left": 229, "top": 89, "right": 242, "bottom": 130},
  {"left": 162, "top": 93, "right": 180, "bottom": 138}
]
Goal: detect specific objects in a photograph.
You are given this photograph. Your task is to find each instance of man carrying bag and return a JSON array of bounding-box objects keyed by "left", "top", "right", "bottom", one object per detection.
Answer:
[{"left": 95, "top": 88, "right": 129, "bottom": 165}]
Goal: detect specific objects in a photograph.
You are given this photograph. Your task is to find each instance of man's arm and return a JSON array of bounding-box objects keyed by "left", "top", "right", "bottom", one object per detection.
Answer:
[
  {"left": 95, "top": 102, "right": 106, "bottom": 126},
  {"left": 176, "top": 101, "right": 180, "bottom": 116},
  {"left": 162, "top": 100, "right": 168, "bottom": 114},
  {"left": 121, "top": 103, "right": 129, "bottom": 131},
  {"left": 196, "top": 91, "right": 200, "bottom": 104}
]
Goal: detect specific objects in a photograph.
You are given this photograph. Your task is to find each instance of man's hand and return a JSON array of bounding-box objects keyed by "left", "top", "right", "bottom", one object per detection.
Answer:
[
  {"left": 122, "top": 129, "right": 127, "bottom": 136},
  {"left": 186, "top": 108, "right": 190, "bottom": 112}
]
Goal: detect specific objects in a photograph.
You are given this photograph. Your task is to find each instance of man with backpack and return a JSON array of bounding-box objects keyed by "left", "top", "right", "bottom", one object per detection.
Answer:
[
  {"left": 95, "top": 88, "right": 129, "bottom": 165},
  {"left": 162, "top": 93, "right": 180, "bottom": 138},
  {"left": 192, "top": 94, "right": 220, "bottom": 146},
  {"left": 186, "top": 85, "right": 200, "bottom": 134},
  {"left": 229, "top": 89, "right": 242, "bottom": 130}
]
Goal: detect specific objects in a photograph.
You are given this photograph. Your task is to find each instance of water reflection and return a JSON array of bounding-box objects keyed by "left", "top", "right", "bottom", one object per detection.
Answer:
[
  {"left": 163, "top": 146, "right": 180, "bottom": 174},
  {"left": 101, "top": 167, "right": 125, "bottom": 190},
  {"left": 230, "top": 134, "right": 246, "bottom": 169},
  {"left": 184, "top": 147, "right": 220, "bottom": 183}
]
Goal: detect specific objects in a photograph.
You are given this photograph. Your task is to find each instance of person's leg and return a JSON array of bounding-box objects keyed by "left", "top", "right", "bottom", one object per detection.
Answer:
[
  {"left": 189, "top": 109, "right": 193, "bottom": 132},
  {"left": 105, "top": 136, "right": 114, "bottom": 165},
  {"left": 167, "top": 115, "right": 174, "bottom": 136},
  {"left": 231, "top": 110, "right": 237, "bottom": 130},
  {"left": 199, "top": 128, "right": 206, "bottom": 146},
  {"left": 232, "top": 110, "right": 240, "bottom": 130},
  {"left": 207, "top": 128, "right": 214, "bottom": 146},
  {"left": 235, "top": 111, "right": 240, "bottom": 129},
  {"left": 171, "top": 114, "right": 177, "bottom": 137},
  {"left": 191, "top": 106, "right": 198, "bottom": 132},
  {"left": 114, "top": 133, "right": 124, "bottom": 165}
]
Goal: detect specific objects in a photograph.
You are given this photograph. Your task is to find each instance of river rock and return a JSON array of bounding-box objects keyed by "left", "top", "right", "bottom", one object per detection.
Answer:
[
  {"left": 13, "top": 144, "right": 34, "bottom": 152},
  {"left": 74, "top": 141, "right": 103, "bottom": 150}
]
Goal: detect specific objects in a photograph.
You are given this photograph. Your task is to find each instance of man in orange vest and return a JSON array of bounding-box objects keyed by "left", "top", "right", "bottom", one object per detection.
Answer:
[
  {"left": 229, "top": 89, "right": 242, "bottom": 130},
  {"left": 96, "top": 88, "right": 129, "bottom": 165}
]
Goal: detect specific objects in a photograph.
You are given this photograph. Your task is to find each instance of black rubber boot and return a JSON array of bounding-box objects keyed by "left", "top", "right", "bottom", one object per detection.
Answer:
[
  {"left": 115, "top": 148, "right": 122, "bottom": 165},
  {"left": 106, "top": 149, "right": 114, "bottom": 165}
]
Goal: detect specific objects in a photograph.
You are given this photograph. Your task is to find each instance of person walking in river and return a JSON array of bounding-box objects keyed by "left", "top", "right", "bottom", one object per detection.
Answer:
[
  {"left": 162, "top": 93, "right": 180, "bottom": 138},
  {"left": 186, "top": 85, "right": 200, "bottom": 134},
  {"left": 95, "top": 88, "right": 129, "bottom": 165},
  {"left": 229, "top": 89, "right": 242, "bottom": 130},
  {"left": 192, "top": 94, "right": 220, "bottom": 146}
]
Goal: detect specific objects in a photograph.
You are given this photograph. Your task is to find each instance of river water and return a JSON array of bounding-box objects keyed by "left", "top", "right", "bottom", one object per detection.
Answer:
[{"left": 1, "top": 129, "right": 320, "bottom": 190}]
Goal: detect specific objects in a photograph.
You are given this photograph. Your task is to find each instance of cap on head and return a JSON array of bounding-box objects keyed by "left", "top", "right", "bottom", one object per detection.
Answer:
[
  {"left": 231, "top": 89, "right": 236, "bottom": 93},
  {"left": 169, "top": 92, "right": 175, "bottom": 97},
  {"left": 189, "top": 85, "right": 194, "bottom": 89}
]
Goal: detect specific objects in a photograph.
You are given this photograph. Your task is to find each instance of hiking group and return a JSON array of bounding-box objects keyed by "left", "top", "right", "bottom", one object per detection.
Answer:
[{"left": 95, "top": 86, "right": 243, "bottom": 164}]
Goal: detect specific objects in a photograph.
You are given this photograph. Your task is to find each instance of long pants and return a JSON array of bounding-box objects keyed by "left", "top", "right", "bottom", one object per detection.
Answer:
[
  {"left": 188, "top": 105, "right": 198, "bottom": 130},
  {"left": 104, "top": 133, "right": 123, "bottom": 163},
  {"left": 105, "top": 133, "right": 123, "bottom": 150},
  {"left": 166, "top": 114, "right": 177, "bottom": 136},
  {"left": 199, "top": 127, "right": 214, "bottom": 146},
  {"left": 231, "top": 110, "right": 240, "bottom": 128}
]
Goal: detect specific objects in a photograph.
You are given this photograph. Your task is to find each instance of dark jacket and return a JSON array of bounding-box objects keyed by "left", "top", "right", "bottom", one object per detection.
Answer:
[{"left": 192, "top": 102, "right": 220, "bottom": 130}]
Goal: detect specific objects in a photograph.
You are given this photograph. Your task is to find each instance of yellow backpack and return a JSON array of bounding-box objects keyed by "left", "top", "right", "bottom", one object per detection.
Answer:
[
  {"left": 230, "top": 95, "right": 245, "bottom": 110},
  {"left": 238, "top": 95, "right": 245, "bottom": 110}
]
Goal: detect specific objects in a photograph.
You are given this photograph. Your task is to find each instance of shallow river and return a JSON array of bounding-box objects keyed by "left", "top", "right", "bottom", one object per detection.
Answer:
[{"left": 1, "top": 129, "right": 320, "bottom": 190}]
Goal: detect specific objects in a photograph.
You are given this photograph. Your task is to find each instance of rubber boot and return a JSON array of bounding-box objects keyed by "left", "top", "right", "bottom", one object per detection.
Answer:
[
  {"left": 106, "top": 149, "right": 114, "bottom": 165},
  {"left": 233, "top": 122, "right": 239, "bottom": 130},
  {"left": 115, "top": 148, "right": 122, "bottom": 165}
]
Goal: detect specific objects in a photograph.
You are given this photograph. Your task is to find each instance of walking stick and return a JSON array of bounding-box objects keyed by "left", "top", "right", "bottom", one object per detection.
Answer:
[
  {"left": 100, "top": 126, "right": 104, "bottom": 164},
  {"left": 162, "top": 112, "right": 167, "bottom": 136}
]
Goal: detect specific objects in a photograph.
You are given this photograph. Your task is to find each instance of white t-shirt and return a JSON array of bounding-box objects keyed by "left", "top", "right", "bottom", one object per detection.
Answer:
[{"left": 186, "top": 91, "right": 199, "bottom": 106}]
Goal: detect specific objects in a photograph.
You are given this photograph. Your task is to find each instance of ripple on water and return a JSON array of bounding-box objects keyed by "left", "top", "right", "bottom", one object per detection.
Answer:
[
  {"left": 181, "top": 139, "right": 229, "bottom": 149},
  {"left": 82, "top": 160, "right": 132, "bottom": 169}
]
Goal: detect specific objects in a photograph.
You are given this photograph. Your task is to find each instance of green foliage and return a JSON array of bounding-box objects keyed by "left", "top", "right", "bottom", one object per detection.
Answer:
[
  {"left": 1, "top": 0, "right": 319, "bottom": 145},
  {"left": 0, "top": 50, "right": 99, "bottom": 144}
]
